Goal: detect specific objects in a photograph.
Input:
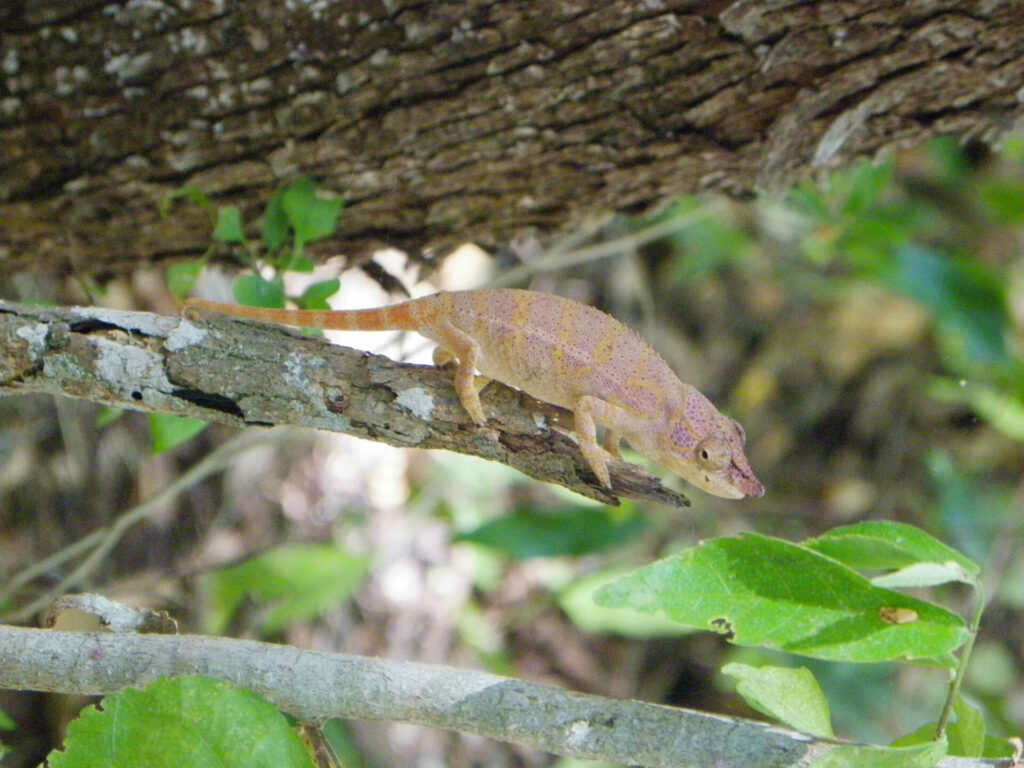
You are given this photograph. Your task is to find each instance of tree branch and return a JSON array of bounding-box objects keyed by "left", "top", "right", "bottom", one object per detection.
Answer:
[
  {"left": 0, "top": 301, "right": 689, "bottom": 508},
  {"left": 3, "top": 2, "right": 1022, "bottom": 279},
  {"left": 0, "top": 626, "right": 1005, "bottom": 768}
]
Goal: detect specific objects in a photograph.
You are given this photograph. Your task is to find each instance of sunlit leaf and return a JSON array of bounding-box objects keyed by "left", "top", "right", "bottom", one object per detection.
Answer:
[
  {"left": 47, "top": 676, "right": 313, "bottom": 768},
  {"left": 149, "top": 413, "right": 209, "bottom": 454},
  {"left": 298, "top": 279, "right": 341, "bottom": 310},
  {"left": 807, "top": 521, "right": 979, "bottom": 580},
  {"left": 262, "top": 188, "right": 290, "bottom": 254},
  {"left": 233, "top": 274, "right": 286, "bottom": 308},
  {"left": 558, "top": 570, "right": 696, "bottom": 638},
  {"left": 213, "top": 205, "right": 246, "bottom": 244},
  {"left": 722, "top": 663, "right": 833, "bottom": 738},
  {"left": 596, "top": 534, "right": 968, "bottom": 663},
  {"left": 167, "top": 259, "right": 205, "bottom": 302},
  {"left": 281, "top": 178, "right": 344, "bottom": 248}
]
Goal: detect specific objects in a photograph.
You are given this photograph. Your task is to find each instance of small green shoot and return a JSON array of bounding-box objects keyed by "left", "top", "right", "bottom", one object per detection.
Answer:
[{"left": 163, "top": 176, "right": 344, "bottom": 306}]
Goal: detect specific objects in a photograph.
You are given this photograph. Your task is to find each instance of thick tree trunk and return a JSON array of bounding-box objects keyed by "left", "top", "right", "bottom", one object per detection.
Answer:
[{"left": 1, "top": 0, "right": 1022, "bottom": 283}]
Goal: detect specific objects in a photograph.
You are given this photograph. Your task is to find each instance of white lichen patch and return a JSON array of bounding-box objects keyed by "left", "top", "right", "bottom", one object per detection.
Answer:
[
  {"left": 164, "top": 319, "right": 208, "bottom": 351},
  {"left": 15, "top": 323, "right": 49, "bottom": 361},
  {"left": 93, "top": 338, "right": 172, "bottom": 393},
  {"left": 565, "top": 720, "right": 591, "bottom": 749},
  {"left": 395, "top": 387, "right": 436, "bottom": 421},
  {"left": 284, "top": 353, "right": 327, "bottom": 391}
]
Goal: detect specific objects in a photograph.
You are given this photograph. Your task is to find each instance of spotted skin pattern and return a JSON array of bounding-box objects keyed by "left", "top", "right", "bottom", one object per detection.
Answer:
[{"left": 182, "top": 289, "right": 764, "bottom": 498}]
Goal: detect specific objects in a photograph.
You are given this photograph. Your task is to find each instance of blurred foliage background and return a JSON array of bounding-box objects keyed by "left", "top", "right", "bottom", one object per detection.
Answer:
[{"left": 1, "top": 136, "right": 1022, "bottom": 766}]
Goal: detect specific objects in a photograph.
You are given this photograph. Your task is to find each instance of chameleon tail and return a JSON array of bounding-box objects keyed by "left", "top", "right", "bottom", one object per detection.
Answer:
[{"left": 180, "top": 296, "right": 437, "bottom": 332}]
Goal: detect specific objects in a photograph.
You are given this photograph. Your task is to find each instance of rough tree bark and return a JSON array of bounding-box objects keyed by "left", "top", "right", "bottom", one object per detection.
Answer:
[
  {"left": 2, "top": 0, "right": 1022, "bottom": 283},
  {"left": 0, "top": 300, "right": 691, "bottom": 507}
]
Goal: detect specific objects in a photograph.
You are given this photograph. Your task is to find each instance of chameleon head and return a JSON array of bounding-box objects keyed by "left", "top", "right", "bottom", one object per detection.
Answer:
[{"left": 654, "top": 396, "right": 765, "bottom": 499}]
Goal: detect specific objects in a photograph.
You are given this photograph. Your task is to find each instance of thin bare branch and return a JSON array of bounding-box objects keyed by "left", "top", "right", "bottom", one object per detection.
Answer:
[{"left": 0, "top": 626, "right": 1004, "bottom": 768}]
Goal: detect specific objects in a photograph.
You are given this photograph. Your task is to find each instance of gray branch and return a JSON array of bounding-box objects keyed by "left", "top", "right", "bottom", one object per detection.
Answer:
[
  {"left": 0, "top": 301, "right": 688, "bottom": 507},
  {"left": 0, "top": 626, "right": 1005, "bottom": 768}
]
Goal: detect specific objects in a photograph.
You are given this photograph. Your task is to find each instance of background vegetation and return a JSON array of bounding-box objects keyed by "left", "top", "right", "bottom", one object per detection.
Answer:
[{"left": 1, "top": 136, "right": 1022, "bottom": 766}]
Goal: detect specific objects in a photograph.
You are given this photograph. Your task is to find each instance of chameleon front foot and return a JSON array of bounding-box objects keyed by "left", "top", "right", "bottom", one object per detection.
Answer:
[{"left": 580, "top": 447, "right": 614, "bottom": 489}]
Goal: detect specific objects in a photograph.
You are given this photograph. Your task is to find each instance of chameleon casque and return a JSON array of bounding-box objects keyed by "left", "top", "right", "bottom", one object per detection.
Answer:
[{"left": 182, "top": 289, "right": 764, "bottom": 499}]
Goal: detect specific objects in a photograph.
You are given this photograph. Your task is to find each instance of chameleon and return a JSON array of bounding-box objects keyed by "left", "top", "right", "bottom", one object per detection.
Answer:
[{"left": 181, "top": 289, "right": 764, "bottom": 499}]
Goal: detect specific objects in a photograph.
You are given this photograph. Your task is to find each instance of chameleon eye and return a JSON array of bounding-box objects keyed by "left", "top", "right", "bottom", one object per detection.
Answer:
[{"left": 695, "top": 436, "right": 731, "bottom": 471}]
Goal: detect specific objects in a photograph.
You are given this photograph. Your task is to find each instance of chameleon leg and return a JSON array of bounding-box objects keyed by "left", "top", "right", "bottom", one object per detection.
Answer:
[
  {"left": 433, "top": 348, "right": 491, "bottom": 393},
  {"left": 434, "top": 321, "right": 487, "bottom": 425},
  {"left": 603, "top": 429, "right": 623, "bottom": 459},
  {"left": 574, "top": 396, "right": 620, "bottom": 488},
  {"left": 432, "top": 347, "right": 455, "bottom": 367}
]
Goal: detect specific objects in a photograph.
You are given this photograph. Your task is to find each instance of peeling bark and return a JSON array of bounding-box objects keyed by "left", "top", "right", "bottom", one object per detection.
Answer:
[{"left": 1, "top": 1, "right": 1022, "bottom": 282}]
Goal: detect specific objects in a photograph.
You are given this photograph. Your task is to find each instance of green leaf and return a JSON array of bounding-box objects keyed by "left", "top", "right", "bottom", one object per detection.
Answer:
[
  {"left": 1001, "top": 134, "right": 1024, "bottom": 164},
  {"left": 281, "top": 178, "right": 344, "bottom": 249},
  {"left": 47, "top": 676, "right": 314, "bottom": 768},
  {"left": 148, "top": 413, "right": 209, "bottom": 455},
  {"left": 455, "top": 507, "right": 646, "bottom": 559},
  {"left": 96, "top": 406, "right": 124, "bottom": 428},
  {"left": 0, "top": 708, "right": 14, "bottom": 729},
  {"left": 807, "top": 521, "right": 980, "bottom": 580},
  {"left": 207, "top": 544, "right": 369, "bottom": 634},
  {"left": 262, "top": 189, "right": 290, "bottom": 254},
  {"left": 160, "top": 186, "right": 214, "bottom": 218},
  {"left": 788, "top": 180, "right": 831, "bottom": 220},
  {"left": 842, "top": 159, "right": 893, "bottom": 215},
  {"left": 213, "top": 205, "right": 246, "bottom": 244},
  {"left": 595, "top": 534, "right": 969, "bottom": 663},
  {"left": 281, "top": 254, "right": 316, "bottom": 273},
  {"left": 811, "top": 738, "right": 946, "bottom": 768},
  {"left": 558, "top": 570, "right": 697, "bottom": 638},
  {"left": 980, "top": 737, "right": 1018, "bottom": 759},
  {"left": 871, "top": 562, "right": 976, "bottom": 589},
  {"left": 895, "top": 722, "right": 1015, "bottom": 759},
  {"left": 722, "top": 663, "right": 833, "bottom": 738},
  {"left": 950, "top": 694, "right": 985, "bottom": 757},
  {"left": 298, "top": 278, "right": 341, "bottom": 310},
  {"left": 978, "top": 177, "right": 1024, "bottom": 224},
  {"left": 167, "top": 259, "right": 205, "bottom": 302},
  {"left": 923, "top": 136, "right": 973, "bottom": 186},
  {"left": 233, "top": 274, "right": 286, "bottom": 308}
]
